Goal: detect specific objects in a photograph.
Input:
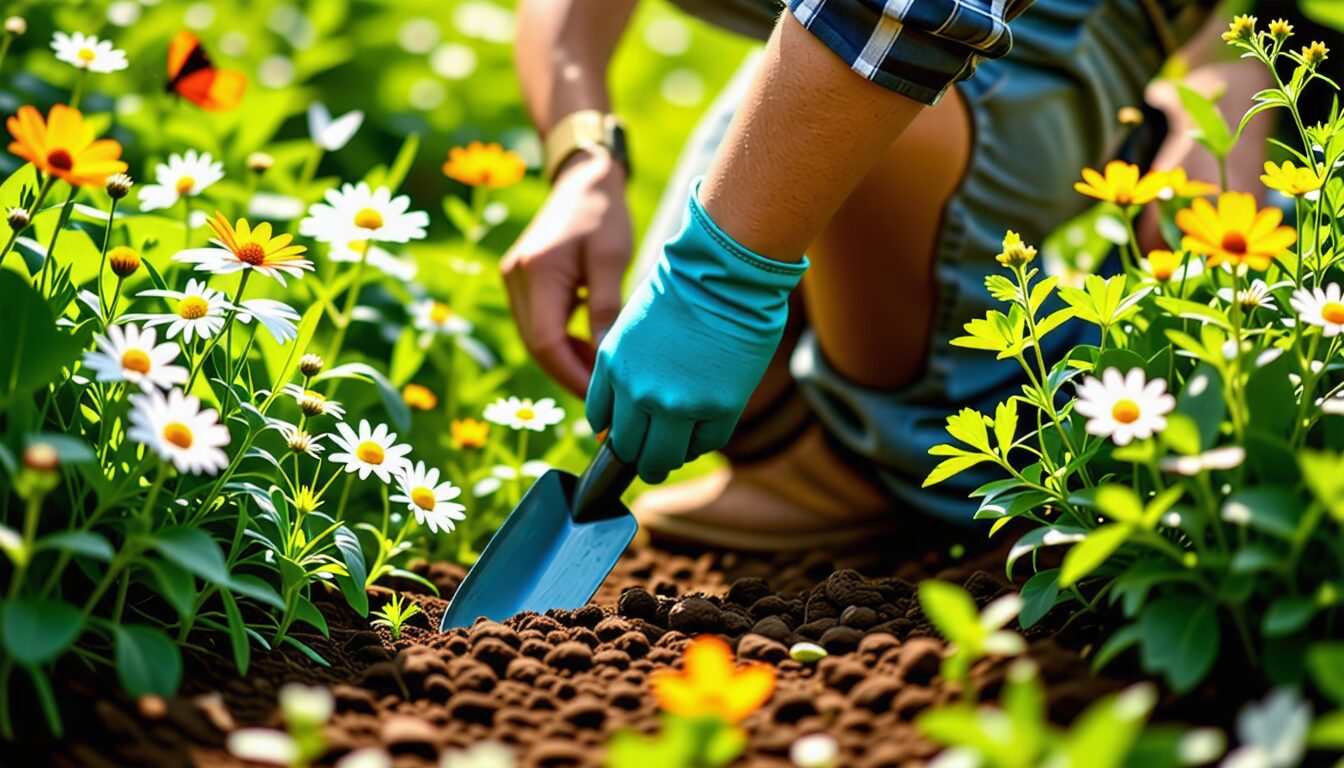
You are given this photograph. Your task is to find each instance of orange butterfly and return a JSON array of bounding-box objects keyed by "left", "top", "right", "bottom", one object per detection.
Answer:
[{"left": 166, "top": 30, "right": 246, "bottom": 111}]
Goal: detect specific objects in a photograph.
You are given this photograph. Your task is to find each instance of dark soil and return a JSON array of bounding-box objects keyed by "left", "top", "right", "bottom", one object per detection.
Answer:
[{"left": 6, "top": 531, "right": 1245, "bottom": 768}]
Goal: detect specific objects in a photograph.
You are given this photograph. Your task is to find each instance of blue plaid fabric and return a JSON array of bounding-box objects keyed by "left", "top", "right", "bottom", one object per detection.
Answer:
[{"left": 786, "top": 0, "right": 1038, "bottom": 104}]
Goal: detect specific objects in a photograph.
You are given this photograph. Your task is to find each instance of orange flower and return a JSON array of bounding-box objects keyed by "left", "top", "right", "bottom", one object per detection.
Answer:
[
  {"left": 175, "top": 212, "right": 313, "bottom": 284},
  {"left": 403, "top": 384, "right": 438, "bottom": 411},
  {"left": 1146, "top": 250, "right": 1181, "bottom": 283},
  {"left": 442, "top": 141, "right": 526, "bottom": 189},
  {"left": 650, "top": 635, "right": 775, "bottom": 724},
  {"left": 1176, "top": 191, "right": 1297, "bottom": 271},
  {"left": 7, "top": 104, "right": 126, "bottom": 187},
  {"left": 1074, "top": 161, "right": 1166, "bottom": 206},
  {"left": 450, "top": 418, "right": 490, "bottom": 450}
]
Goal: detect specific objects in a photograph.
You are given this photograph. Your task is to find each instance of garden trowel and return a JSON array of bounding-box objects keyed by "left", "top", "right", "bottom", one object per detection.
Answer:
[{"left": 439, "top": 441, "right": 638, "bottom": 630}]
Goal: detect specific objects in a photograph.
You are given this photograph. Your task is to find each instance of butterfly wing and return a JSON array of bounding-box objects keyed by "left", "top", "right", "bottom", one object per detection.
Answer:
[
  {"left": 167, "top": 29, "right": 204, "bottom": 83},
  {"left": 175, "top": 68, "right": 247, "bottom": 111}
]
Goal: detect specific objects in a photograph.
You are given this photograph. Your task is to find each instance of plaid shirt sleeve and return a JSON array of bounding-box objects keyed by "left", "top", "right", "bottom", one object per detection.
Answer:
[{"left": 786, "top": 0, "right": 1037, "bottom": 105}]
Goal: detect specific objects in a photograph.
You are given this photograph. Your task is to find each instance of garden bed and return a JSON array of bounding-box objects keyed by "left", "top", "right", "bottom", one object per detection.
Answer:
[{"left": 11, "top": 531, "right": 1249, "bottom": 768}]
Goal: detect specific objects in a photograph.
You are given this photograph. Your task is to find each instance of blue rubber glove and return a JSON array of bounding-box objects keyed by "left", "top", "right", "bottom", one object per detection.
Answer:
[{"left": 586, "top": 181, "right": 808, "bottom": 482}]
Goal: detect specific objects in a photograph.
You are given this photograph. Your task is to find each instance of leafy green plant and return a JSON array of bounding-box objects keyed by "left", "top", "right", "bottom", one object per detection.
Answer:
[
  {"left": 917, "top": 580, "right": 1025, "bottom": 694},
  {"left": 919, "top": 660, "right": 1226, "bottom": 768},
  {"left": 371, "top": 592, "right": 422, "bottom": 640},
  {"left": 926, "top": 18, "right": 1344, "bottom": 693}
]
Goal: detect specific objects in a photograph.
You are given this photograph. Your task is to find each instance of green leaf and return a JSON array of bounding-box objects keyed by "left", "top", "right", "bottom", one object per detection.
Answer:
[
  {"left": 1222, "top": 487, "right": 1303, "bottom": 539},
  {"left": 293, "top": 595, "right": 330, "bottom": 637},
  {"left": 1308, "top": 642, "right": 1344, "bottom": 705},
  {"left": 0, "top": 271, "right": 84, "bottom": 406},
  {"left": 115, "top": 624, "right": 181, "bottom": 697},
  {"left": 226, "top": 574, "right": 286, "bottom": 611},
  {"left": 919, "top": 580, "right": 982, "bottom": 645},
  {"left": 1018, "top": 569, "right": 1061, "bottom": 629},
  {"left": 332, "top": 526, "right": 369, "bottom": 616},
  {"left": 1138, "top": 596, "right": 1219, "bottom": 693},
  {"left": 1246, "top": 352, "right": 1296, "bottom": 435},
  {"left": 382, "top": 132, "right": 420, "bottom": 193},
  {"left": 1301, "top": 451, "right": 1344, "bottom": 521},
  {"left": 388, "top": 326, "right": 428, "bottom": 386},
  {"left": 33, "top": 531, "right": 113, "bottom": 561},
  {"left": 0, "top": 598, "right": 83, "bottom": 666},
  {"left": 220, "top": 589, "right": 250, "bottom": 676},
  {"left": 994, "top": 399, "right": 1019, "bottom": 457},
  {"left": 1309, "top": 711, "right": 1344, "bottom": 749},
  {"left": 313, "top": 362, "right": 410, "bottom": 431},
  {"left": 1061, "top": 684, "right": 1157, "bottom": 768},
  {"left": 1093, "top": 623, "right": 1143, "bottom": 673},
  {"left": 1176, "top": 83, "right": 1235, "bottom": 157},
  {"left": 142, "top": 559, "right": 197, "bottom": 618},
  {"left": 149, "top": 527, "right": 230, "bottom": 585},
  {"left": 1177, "top": 365, "right": 1225, "bottom": 451},
  {"left": 1263, "top": 596, "right": 1318, "bottom": 637},
  {"left": 1059, "top": 525, "right": 1130, "bottom": 587},
  {"left": 923, "top": 454, "right": 992, "bottom": 488},
  {"left": 1094, "top": 485, "right": 1144, "bottom": 525}
]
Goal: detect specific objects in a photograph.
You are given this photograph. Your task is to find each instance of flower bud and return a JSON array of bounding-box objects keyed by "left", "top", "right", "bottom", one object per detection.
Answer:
[
  {"left": 299, "top": 353, "right": 325, "bottom": 377},
  {"left": 402, "top": 383, "right": 437, "bottom": 411},
  {"left": 7, "top": 206, "right": 30, "bottom": 231},
  {"left": 286, "top": 429, "right": 317, "bottom": 456},
  {"left": 1268, "top": 19, "right": 1293, "bottom": 42},
  {"left": 246, "top": 152, "right": 274, "bottom": 174},
  {"left": 298, "top": 391, "right": 329, "bottom": 418},
  {"left": 1116, "top": 106, "right": 1144, "bottom": 127},
  {"left": 108, "top": 246, "right": 141, "bottom": 278},
  {"left": 4, "top": 17, "right": 26, "bottom": 36},
  {"left": 1303, "top": 41, "right": 1329, "bottom": 67},
  {"left": 995, "top": 230, "right": 1037, "bottom": 268},
  {"left": 105, "top": 173, "right": 134, "bottom": 200},
  {"left": 22, "top": 442, "right": 59, "bottom": 472},
  {"left": 1221, "top": 14, "right": 1256, "bottom": 43}
]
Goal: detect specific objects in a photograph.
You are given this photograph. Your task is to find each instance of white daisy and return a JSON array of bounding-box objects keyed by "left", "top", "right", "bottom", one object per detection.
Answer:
[
  {"left": 411, "top": 298, "right": 472, "bottom": 336},
  {"left": 482, "top": 397, "right": 564, "bottom": 432},
  {"left": 1217, "top": 279, "right": 1287, "bottom": 314},
  {"left": 299, "top": 182, "right": 429, "bottom": 244},
  {"left": 123, "top": 279, "right": 230, "bottom": 343},
  {"left": 51, "top": 31, "right": 128, "bottom": 73},
  {"left": 390, "top": 461, "right": 466, "bottom": 534},
  {"left": 280, "top": 424, "right": 326, "bottom": 456},
  {"left": 282, "top": 384, "right": 346, "bottom": 419},
  {"left": 137, "top": 150, "right": 225, "bottom": 212},
  {"left": 83, "top": 323, "right": 188, "bottom": 390},
  {"left": 1290, "top": 284, "right": 1344, "bottom": 337},
  {"left": 472, "top": 461, "right": 551, "bottom": 497},
  {"left": 128, "top": 388, "right": 230, "bottom": 474},
  {"left": 1074, "top": 368, "right": 1175, "bottom": 446},
  {"left": 307, "top": 102, "right": 365, "bottom": 152},
  {"left": 234, "top": 298, "right": 301, "bottom": 343},
  {"left": 329, "top": 420, "right": 412, "bottom": 483},
  {"left": 331, "top": 241, "right": 417, "bottom": 281}
]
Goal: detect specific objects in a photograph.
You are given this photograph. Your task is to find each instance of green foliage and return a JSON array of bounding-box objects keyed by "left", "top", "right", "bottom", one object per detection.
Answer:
[
  {"left": 917, "top": 580, "right": 1025, "bottom": 689},
  {"left": 370, "top": 592, "right": 422, "bottom": 640},
  {"left": 926, "top": 18, "right": 1344, "bottom": 696},
  {"left": 607, "top": 715, "right": 746, "bottom": 768}
]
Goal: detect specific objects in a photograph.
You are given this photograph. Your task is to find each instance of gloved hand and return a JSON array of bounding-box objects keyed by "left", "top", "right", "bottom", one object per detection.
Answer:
[{"left": 586, "top": 180, "right": 808, "bottom": 482}]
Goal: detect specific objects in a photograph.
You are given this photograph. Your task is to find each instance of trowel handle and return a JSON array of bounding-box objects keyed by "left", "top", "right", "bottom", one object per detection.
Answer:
[{"left": 571, "top": 442, "right": 637, "bottom": 524}]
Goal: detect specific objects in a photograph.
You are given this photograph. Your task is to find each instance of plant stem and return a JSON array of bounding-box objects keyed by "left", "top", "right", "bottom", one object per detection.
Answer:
[
  {"left": 186, "top": 270, "right": 251, "bottom": 392},
  {"left": 0, "top": 173, "right": 55, "bottom": 270},
  {"left": 7, "top": 493, "right": 46, "bottom": 598},
  {"left": 36, "top": 184, "right": 78, "bottom": 298},
  {"left": 326, "top": 242, "right": 372, "bottom": 362},
  {"left": 97, "top": 197, "right": 120, "bottom": 321}
]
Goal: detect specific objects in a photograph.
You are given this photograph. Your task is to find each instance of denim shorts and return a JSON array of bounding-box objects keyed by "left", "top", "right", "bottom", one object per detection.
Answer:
[{"left": 636, "top": 0, "right": 1187, "bottom": 523}]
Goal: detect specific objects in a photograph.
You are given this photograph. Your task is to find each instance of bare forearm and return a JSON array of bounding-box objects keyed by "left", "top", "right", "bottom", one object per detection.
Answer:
[
  {"left": 699, "top": 13, "right": 924, "bottom": 262},
  {"left": 515, "top": 0, "right": 637, "bottom": 131}
]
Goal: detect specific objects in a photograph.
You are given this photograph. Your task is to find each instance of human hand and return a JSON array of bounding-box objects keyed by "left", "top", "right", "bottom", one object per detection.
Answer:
[
  {"left": 586, "top": 183, "right": 807, "bottom": 482},
  {"left": 501, "top": 149, "right": 632, "bottom": 396}
]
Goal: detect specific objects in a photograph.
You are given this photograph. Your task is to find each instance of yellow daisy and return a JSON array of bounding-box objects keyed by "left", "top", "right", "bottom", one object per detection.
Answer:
[
  {"left": 175, "top": 212, "right": 313, "bottom": 284},
  {"left": 1176, "top": 191, "right": 1297, "bottom": 272},
  {"left": 1074, "top": 161, "right": 1166, "bottom": 206}
]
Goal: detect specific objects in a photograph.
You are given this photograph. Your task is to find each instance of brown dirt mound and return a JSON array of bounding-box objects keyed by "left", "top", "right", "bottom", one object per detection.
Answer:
[{"left": 7, "top": 537, "right": 1176, "bottom": 768}]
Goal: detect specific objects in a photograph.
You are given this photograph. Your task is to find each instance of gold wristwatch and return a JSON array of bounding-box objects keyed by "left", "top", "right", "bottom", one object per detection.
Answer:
[{"left": 543, "top": 110, "right": 631, "bottom": 183}]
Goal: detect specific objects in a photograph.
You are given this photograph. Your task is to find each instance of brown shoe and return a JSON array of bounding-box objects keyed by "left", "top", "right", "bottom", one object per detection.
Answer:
[{"left": 632, "top": 425, "right": 896, "bottom": 552}]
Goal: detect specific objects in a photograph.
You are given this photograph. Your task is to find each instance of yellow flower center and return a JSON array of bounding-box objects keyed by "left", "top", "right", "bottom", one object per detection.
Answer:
[
  {"left": 162, "top": 421, "right": 194, "bottom": 449},
  {"left": 120, "top": 349, "right": 152, "bottom": 374},
  {"left": 429, "top": 302, "right": 453, "bottom": 324},
  {"left": 410, "top": 486, "right": 437, "bottom": 511},
  {"left": 353, "top": 208, "right": 384, "bottom": 230},
  {"left": 46, "top": 149, "right": 74, "bottom": 171},
  {"left": 236, "top": 242, "right": 267, "bottom": 265},
  {"left": 77, "top": 47, "right": 96, "bottom": 62},
  {"left": 1111, "top": 399, "right": 1142, "bottom": 424},
  {"left": 355, "top": 440, "right": 385, "bottom": 465},
  {"left": 177, "top": 296, "right": 209, "bottom": 320},
  {"left": 1221, "top": 232, "right": 1249, "bottom": 257},
  {"left": 1322, "top": 302, "right": 1344, "bottom": 325},
  {"left": 1153, "top": 267, "right": 1173, "bottom": 282},
  {"left": 175, "top": 176, "right": 196, "bottom": 195},
  {"left": 516, "top": 407, "right": 535, "bottom": 421}
]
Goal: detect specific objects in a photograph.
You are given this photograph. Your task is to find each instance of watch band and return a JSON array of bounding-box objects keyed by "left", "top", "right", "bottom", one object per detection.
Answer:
[{"left": 543, "top": 110, "right": 631, "bottom": 182}]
